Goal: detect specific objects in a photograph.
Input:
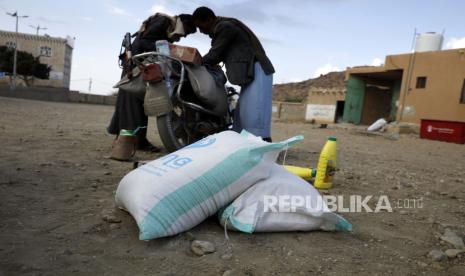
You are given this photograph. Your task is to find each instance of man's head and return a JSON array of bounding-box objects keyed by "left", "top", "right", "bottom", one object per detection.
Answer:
[
  {"left": 179, "top": 14, "right": 197, "bottom": 35},
  {"left": 169, "top": 14, "right": 196, "bottom": 41},
  {"left": 192, "top": 7, "right": 217, "bottom": 35}
]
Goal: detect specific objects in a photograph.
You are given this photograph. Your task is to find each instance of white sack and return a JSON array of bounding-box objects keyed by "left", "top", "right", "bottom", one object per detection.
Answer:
[
  {"left": 219, "top": 164, "right": 352, "bottom": 233},
  {"left": 115, "top": 130, "right": 303, "bottom": 240}
]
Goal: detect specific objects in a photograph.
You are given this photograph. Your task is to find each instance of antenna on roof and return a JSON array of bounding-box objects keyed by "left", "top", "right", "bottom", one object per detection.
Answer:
[{"left": 29, "top": 24, "right": 48, "bottom": 35}]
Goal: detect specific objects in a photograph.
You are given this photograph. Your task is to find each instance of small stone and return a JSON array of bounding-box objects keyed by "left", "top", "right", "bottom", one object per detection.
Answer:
[
  {"left": 91, "top": 183, "right": 98, "bottom": 189},
  {"left": 102, "top": 211, "right": 122, "bottom": 223},
  {"left": 440, "top": 228, "right": 465, "bottom": 249},
  {"left": 417, "top": 261, "right": 428, "bottom": 268},
  {"left": 184, "top": 232, "right": 195, "bottom": 241},
  {"left": 104, "top": 172, "right": 112, "bottom": 176},
  {"left": 221, "top": 253, "right": 233, "bottom": 260},
  {"left": 430, "top": 262, "right": 444, "bottom": 270},
  {"left": 445, "top": 249, "right": 465, "bottom": 258},
  {"left": 400, "top": 181, "right": 413, "bottom": 188},
  {"left": 428, "top": 249, "right": 447, "bottom": 262},
  {"left": 387, "top": 133, "right": 400, "bottom": 140},
  {"left": 190, "top": 240, "right": 216, "bottom": 256},
  {"left": 63, "top": 249, "right": 73, "bottom": 255},
  {"left": 109, "top": 223, "right": 121, "bottom": 230},
  {"left": 222, "top": 270, "right": 235, "bottom": 276}
]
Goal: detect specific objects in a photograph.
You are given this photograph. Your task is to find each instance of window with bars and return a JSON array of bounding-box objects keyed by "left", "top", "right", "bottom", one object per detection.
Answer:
[
  {"left": 5, "top": 41, "right": 16, "bottom": 49},
  {"left": 40, "top": 46, "right": 52, "bottom": 57}
]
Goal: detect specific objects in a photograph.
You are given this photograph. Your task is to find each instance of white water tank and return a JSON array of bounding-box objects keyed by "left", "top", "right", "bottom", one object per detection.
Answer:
[{"left": 414, "top": 32, "right": 443, "bottom": 52}]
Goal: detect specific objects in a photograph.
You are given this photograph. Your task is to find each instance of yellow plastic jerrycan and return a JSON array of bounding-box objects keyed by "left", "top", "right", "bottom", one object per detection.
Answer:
[
  {"left": 314, "top": 136, "right": 337, "bottom": 189},
  {"left": 283, "top": 165, "right": 316, "bottom": 181}
]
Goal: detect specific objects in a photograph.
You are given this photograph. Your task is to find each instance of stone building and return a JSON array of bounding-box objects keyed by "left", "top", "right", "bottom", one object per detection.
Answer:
[
  {"left": 0, "top": 29, "right": 74, "bottom": 88},
  {"left": 305, "top": 87, "right": 347, "bottom": 123}
]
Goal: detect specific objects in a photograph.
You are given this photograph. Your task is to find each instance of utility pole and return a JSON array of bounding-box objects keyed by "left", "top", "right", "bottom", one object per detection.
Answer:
[
  {"left": 88, "top": 78, "right": 92, "bottom": 93},
  {"left": 7, "top": 11, "right": 29, "bottom": 90},
  {"left": 29, "top": 24, "right": 47, "bottom": 35}
]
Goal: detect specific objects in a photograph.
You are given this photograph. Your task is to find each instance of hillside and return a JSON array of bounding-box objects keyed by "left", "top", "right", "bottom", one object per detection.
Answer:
[{"left": 272, "top": 71, "right": 346, "bottom": 102}]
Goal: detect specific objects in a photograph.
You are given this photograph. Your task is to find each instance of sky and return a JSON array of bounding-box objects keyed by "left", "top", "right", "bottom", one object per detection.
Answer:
[{"left": 1, "top": 0, "right": 464, "bottom": 95}]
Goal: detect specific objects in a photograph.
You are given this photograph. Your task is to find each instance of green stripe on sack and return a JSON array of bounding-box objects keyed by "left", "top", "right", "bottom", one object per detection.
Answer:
[
  {"left": 138, "top": 135, "right": 303, "bottom": 240},
  {"left": 220, "top": 206, "right": 255, "bottom": 233}
]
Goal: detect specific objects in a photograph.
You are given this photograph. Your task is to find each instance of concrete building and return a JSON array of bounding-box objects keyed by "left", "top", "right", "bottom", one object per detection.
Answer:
[
  {"left": 305, "top": 87, "right": 346, "bottom": 123},
  {"left": 343, "top": 47, "right": 465, "bottom": 125},
  {"left": 0, "top": 30, "right": 74, "bottom": 88}
]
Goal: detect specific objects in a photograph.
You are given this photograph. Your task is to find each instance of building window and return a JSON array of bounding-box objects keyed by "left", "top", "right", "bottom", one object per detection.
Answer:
[
  {"left": 416, "top": 76, "right": 427, "bottom": 89},
  {"left": 40, "top": 46, "right": 52, "bottom": 57},
  {"left": 460, "top": 79, "right": 465, "bottom": 104},
  {"left": 5, "top": 41, "right": 16, "bottom": 49}
]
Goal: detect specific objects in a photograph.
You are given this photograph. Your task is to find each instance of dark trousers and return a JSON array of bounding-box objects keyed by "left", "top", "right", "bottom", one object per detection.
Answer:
[{"left": 107, "top": 88, "right": 148, "bottom": 140}]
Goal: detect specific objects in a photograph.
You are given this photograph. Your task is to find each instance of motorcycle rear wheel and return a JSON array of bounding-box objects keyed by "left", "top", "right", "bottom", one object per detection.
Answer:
[{"left": 156, "top": 110, "right": 189, "bottom": 153}]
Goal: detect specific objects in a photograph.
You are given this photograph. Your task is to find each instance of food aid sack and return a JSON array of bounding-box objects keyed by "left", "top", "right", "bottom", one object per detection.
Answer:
[
  {"left": 115, "top": 130, "right": 303, "bottom": 240},
  {"left": 219, "top": 164, "right": 352, "bottom": 233}
]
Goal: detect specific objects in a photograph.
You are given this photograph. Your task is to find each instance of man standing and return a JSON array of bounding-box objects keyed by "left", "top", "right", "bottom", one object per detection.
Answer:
[
  {"left": 192, "top": 7, "right": 274, "bottom": 142},
  {"left": 108, "top": 13, "right": 196, "bottom": 152}
]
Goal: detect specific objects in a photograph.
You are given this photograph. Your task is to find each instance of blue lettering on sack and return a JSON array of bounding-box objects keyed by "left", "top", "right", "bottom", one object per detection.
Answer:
[
  {"left": 183, "top": 137, "right": 216, "bottom": 150},
  {"left": 161, "top": 154, "right": 193, "bottom": 169}
]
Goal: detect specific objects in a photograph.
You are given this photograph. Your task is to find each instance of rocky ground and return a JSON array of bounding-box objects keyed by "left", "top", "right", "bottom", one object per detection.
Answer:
[{"left": 1, "top": 97, "right": 465, "bottom": 276}]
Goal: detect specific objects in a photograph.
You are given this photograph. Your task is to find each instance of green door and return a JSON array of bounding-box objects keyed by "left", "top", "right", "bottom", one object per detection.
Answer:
[
  {"left": 390, "top": 79, "right": 401, "bottom": 120},
  {"left": 343, "top": 76, "right": 365, "bottom": 124}
]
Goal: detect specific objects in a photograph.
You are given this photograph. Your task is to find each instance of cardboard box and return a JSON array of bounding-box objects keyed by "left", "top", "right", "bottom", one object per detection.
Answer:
[{"left": 169, "top": 44, "right": 202, "bottom": 65}]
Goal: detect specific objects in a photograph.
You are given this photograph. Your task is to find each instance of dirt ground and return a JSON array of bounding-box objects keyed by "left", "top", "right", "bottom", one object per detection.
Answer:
[{"left": 1, "top": 97, "right": 465, "bottom": 276}]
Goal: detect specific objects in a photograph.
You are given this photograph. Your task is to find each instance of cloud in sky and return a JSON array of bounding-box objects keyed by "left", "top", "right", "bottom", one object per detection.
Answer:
[
  {"left": 79, "top": 17, "right": 93, "bottom": 22},
  {"left": 371, "top": 57, "right": 383, "bottom": 66},
  {"left": 312, "top": 64, "right": 341, "bottom": 78},
  {"left": 149, "top": 0, "right": 195, "bottom": 16},
  {"left": 445, "top": 37, "right": 465, "bottom": 49},
  {"left": 150, "top": 4, "right": 173, "bottom": 15},
  {"left": 36, "top": 16, "right": 67, "bottom": 25},
  {"left": 107, "top": 4, "right": 131, "bottom": 16}
]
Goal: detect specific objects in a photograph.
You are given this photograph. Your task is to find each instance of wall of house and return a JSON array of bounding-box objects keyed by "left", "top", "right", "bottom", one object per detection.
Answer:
[
  {"left": 306, "top": 88, "right": 346, "bottom": 123},
  {"left": 386, "top": 49, "right": 465, "bottom": 123}
]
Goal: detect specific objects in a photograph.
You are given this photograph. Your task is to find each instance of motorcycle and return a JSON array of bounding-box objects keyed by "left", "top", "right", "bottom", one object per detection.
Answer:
[{"left": 129, "top": 50, "right": 236, "bottom": 152}]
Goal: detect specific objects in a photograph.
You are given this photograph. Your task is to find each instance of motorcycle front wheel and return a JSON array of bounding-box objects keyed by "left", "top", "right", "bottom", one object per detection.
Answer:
[{"left": 156, "top": 110, "right": 190, "bottom": 153}]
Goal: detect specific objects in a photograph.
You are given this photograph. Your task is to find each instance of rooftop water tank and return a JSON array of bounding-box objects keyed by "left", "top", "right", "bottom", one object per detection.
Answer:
[{"left": 414, "top": 32, "right": 443, "bottom": 52}]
